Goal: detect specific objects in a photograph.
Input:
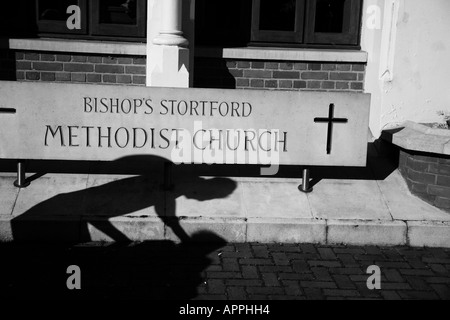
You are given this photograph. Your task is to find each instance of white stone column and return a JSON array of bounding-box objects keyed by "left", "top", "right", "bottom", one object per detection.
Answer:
[{"left": 147, "top": 0, "right": 190, "bottom": 88}]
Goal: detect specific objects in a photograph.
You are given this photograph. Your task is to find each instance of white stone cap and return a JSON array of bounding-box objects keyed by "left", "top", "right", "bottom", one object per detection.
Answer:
[{"left": 384, "top": 121, "right": 450, "bottom": 155}]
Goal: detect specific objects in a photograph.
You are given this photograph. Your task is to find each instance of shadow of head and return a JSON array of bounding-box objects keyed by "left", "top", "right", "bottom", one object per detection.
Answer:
[{"left": 181, "top": 177, "right": 237, "bottom": 201}]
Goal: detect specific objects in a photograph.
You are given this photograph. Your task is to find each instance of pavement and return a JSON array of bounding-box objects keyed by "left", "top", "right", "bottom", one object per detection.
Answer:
[
  {"left": 0, "top": 241, "right": 449, "bottom": 300},
  {"left": 0, "top": 142, "right": 450, "bottom": 247}
]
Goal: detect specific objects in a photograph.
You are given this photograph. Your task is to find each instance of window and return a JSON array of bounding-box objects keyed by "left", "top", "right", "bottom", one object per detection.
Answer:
[
  {"left": 35, "top": 0, "right": 146, "bottom": 40},
  {"left": 196, "top": 0, "right": 362, "bottom": 48},
  {"left": 195, "top": 0, "right": 252, "bottom": 47}
]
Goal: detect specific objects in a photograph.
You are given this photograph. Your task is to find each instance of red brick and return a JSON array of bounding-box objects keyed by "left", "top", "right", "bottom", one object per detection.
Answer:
[
  {"left": 103, "top": 74, "right": 117, "bottom": 83},
  {"left": 407, "top": 169, "right": 436, "bottom": 184},
  {"left": 280, "top": 63, "right": 293, "bottom": 70},
  {"left": 273, "top": 71, "right": 300, "bottom": 79},
  {"left": 118, "top": 58, "right": 133, "bottom": 64},
  {"left": 322, "top": 81, "right": 335, "bottom": 90},
  {"left": 250, "top": 79, "right": 264, "bottom": 88},
  {"left": 55, "top": 73, "right": 71, "bottom": 81},
  {"left": 24, "top": 53, "right": 40, "bottom": 60},
  {"left": 236, "top": 78, "right": 249, "bottom": 87},
  {"left": 243, "top": 69, "right": 272, "bottom": 78},
  {"left": 56, "top": 54, "right": 71, "bottom": 62},
  {"left": 293, "top": 80, "right": 307, "bottom": 89},
  {"left": 336, "top": 64, "right": 351, "bottom": 71},
  {"left": 435, "top": 197, "right": 450, "bottom": 209},
  {"left": 429, "top": 164, "right": 450, "bottom": 176},
  {"left": 307, "top": 81, "right": 321, "bottom": 89},
  {"left": 428, "top": 185, "right": 450, "bottom": 198},
  {"left": 125, "top": 65, "right": 145, "bottom": 75},
  {"left": 117, "top": 75, "right": 132, "bottom": 84},
  {"left": 72, "top": 56, "right": 87, "bottom": 63},
  {"left": 437, "top": 175, "right": 450, "bottom": 187},
  {"left": 301, "top": 72, "right": 328, "bottom": 80},
  {"left": 251, "top": 61, "right": 265, "bottom": 69},
  {"left": 352, "top": 64, "right": 365, "bottom": 71},
  {"left": 87, "top": 56, "right": 102, "bottom": 63},
  {"left": 16, "top": 71, "right": 25, "bottom": 80},
  {"left": 229, "top": 69, "right": 243, "bottom": 77},
  {"left": 322, "top": 64, "right": 337, "bottom": 71},
  {"left": 237, "top": 61, "right": 250, "bottom": 69},
  {"left": 225, "top": 61, "right": 237, "bottom": 69},
  {"left": 32, "top": 62, "right": 63, "bottom": 71},
  {"left": 132, "top": 75, "right": 146, "bottom": 85},
  {"left": 87, "top": 74, "right": 101, "bottom": 83},
  {"left": 16, "top": 61, "right": 31, "bottom": 70},
  {"left": 438, "top": 158, "right": 450, "bottom": 165},
  {"left": 351, "top": 82, "right": 364, "bottom": 90},
  {"left": 64, "top": 63, "right": 94, "bottom": 72},
  {"left": 308, "top": 63, "right": 322, "bottom": 70},
  {"left": 15, "top": 52, "right": 24, "bottom": 60},
  {"left": 95, "top": 65, "right": 124, "bottom": 74},
  {"left": 103, "top": 57, "right": 118, "bottom": 64},
  {"left": 279, "top": 80, "right": 293, "bottom": 89},
  {"left": 26, "top": 72, "right": 40, "bottom": 80},
  {"left": 41, "top": 72, "right": 55, "bottom": 81},
  {"left": 265, "top": 62, "right": 279, "bottom": 70},
  {"left": 40, "top": 54, "right": 55, "bottom": 61},
  {"left": 412, "top": 154, "right": 439, "bottom": 163},
  {"left": 71, "top": 73, "right": 86, "bottom": 82},
  {"left": 294, "top": 63, "right": 308, "bottom": 70},
  {"left": 264, "top": 80, "right": 278, "bottom": 88},
  {"left": 409, "top": 181, "right": 428, "bottom": 194},
  {"left": 133, "top": 57, "right": 146, "bottom": 65},
  {"left": 407, "top": 157, "right": 430, "bottom": 171},
  {"left": 330, "top": 72, "right": 357, "bottom": 81}
]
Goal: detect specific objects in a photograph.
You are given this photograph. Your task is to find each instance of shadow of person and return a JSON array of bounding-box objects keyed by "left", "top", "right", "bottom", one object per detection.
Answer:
[
  {"left": 0, "top": 231, "right": 227, "bottom": 300},
  {"left": 11, "top": 155, "right": 238, "bottom": 244}
]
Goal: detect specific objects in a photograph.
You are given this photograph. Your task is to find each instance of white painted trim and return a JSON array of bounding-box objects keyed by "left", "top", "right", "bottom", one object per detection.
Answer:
[
  {"left": 195, "top": 46, "right": 368, "bottom": 63},
  {"left": 3, "top": 38, "right": 146, "bottom": 56}
]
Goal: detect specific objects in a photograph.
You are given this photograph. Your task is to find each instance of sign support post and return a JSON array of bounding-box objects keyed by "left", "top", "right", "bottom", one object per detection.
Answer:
[
  {"left": 299, "top": 168, "right": 313, "bottom": 193},
  {"left": 13, "top": 160, "right": 30, "bottom": 188}
]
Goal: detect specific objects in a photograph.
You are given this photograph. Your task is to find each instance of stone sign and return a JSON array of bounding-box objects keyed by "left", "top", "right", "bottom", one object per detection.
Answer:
[{"left": 0, "top": 81, "right": 370, "bottom": 166}]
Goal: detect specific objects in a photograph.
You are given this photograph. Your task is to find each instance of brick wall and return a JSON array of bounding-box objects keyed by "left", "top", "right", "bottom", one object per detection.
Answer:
[
  {"left": 399, "top": 149, "right": 450, "bottom": 212},
  {"left": 194, "top": 57, "right": 365, "bottom": 92},
  {"left": 0, "top": 50, "right": 146, "bottom": 85}
]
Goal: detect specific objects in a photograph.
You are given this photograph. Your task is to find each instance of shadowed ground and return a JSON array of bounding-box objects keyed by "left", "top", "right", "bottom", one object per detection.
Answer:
[{"left": 0, "top": 241, "right": 448, "bottom": 300}]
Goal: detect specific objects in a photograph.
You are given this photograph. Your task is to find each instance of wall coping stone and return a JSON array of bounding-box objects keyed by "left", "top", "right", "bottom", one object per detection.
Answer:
[
  {"left": 195, "top": 46, "right": 368, "bottom": 63},
  {"left": 384, "top": 121, "right": 450, "bottom": 155},
  {"left": 1, "top": 38, "right": 146, "bottom": 56}
]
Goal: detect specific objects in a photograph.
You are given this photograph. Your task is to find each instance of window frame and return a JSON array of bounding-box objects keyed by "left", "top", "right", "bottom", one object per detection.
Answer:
[
  {"left": 251, "top": 0, "right": 305, "bottom": 44},
  {"left": 250, "top": 0, "right": 362, "bottom": 48},
  {"left": 35, "top": 0, "right": 88, "bottom": 35},
  {"left": 34, "top": 0, "right": 146, "bottom": 41},
  {"left": 90, "top": 0, "right": 147, "bottom": 38},
  {"left": 304, "top": 0, "right": 362, "bottom": 46}
]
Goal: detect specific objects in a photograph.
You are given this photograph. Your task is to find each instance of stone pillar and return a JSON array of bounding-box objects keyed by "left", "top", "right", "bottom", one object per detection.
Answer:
[{"left": 147, "top": 0, "right": 190, "bottom": 88}]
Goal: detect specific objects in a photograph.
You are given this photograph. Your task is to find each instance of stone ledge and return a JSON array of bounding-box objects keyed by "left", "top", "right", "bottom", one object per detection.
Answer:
[
  {"left": 384, "top": 121, "right": 450, "bottom": 155},
  {"left": 2, "top": 38, "right": 146, "bottom": 56},
  {"left": 195, "top": 46, "right": 368, "bottom": 63}
]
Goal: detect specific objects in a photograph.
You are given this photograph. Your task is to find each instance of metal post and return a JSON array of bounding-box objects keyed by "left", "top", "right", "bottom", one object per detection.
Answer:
[
  {"left": 163, "top": 162, "right": 174, "bottom": 191},
  {"left": 14, "top": 160, "right": 30, "bottom": 188},
  {"left": 299, "top": 168, "right": 313, "bottom": 193}
]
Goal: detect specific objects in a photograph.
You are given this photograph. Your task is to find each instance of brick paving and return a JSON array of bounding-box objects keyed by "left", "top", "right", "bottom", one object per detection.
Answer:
[{"left": 0, "top": 241, "right": 449, "bottom": 300}]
